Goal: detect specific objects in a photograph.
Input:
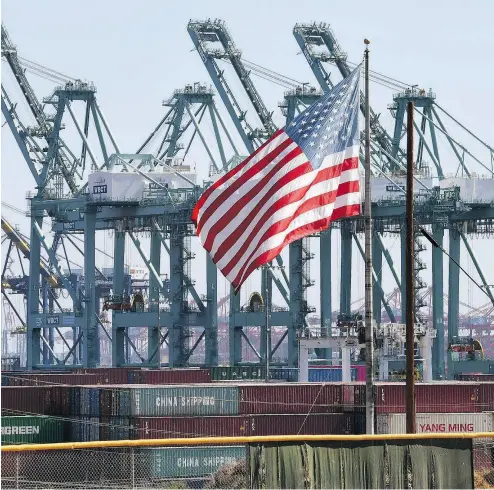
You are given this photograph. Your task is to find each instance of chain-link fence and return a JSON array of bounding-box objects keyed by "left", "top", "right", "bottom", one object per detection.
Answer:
[{"left": 1, "top": 438, "right": 493, "bottom": 489}]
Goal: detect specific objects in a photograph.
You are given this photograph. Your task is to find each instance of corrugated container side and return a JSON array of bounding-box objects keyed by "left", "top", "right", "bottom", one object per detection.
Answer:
[
  {"left": 376, "top": 412, "right": 493, "bottom": 434},
  {"left": 134, "top": 416, "right": 250, "bottom": 439},
  {"left": 137, "top": 369, "right": 212, "bottom": 385},
  {"left": 417, "top": 384, "right": 479, "bottom": 413},
  {"left": 478, "top": 383, "right": 494, "bottom": 411},
  {"left": 1, "top": 386, "right": 52, "bottom": 416},
  {"left": 70, "top": 416, "right": 99, "bottom": 442},
  {"left": 130, "top": 385, "right": 239, "bottom": 417},
  {"left": 74, "top": 368, "right": 130, "bottom": 384},
  {"left": 355, "top": 366, "right": 366, "bottom": 382},
  {"left": 211, "top": 366, "right": 265, "bottom": 381},
  {"left": 99, "top": 417, "right": 132, "bottom": 441},
  {"left": 48, "top": 386, "right": 71, "bottom": 416},
  {"left": 308, "top": 368, "right": 358, "bottom": 382},
  {"left": 1, "top": 416, "right": 67, "bottom": 445},
  {"left": 269, "top": 368, "right": 298, "bottom": 382},
  {"left": 4, "top": 373, "right": 104, "bottom": 386},
  {"left": 375, "top": 383, "right": 406, "bottom": 413},
  {"left": 137, "top": 446, "right": 246, "bottom": 478},
  {"left": 342, "top": 383, "right": 366, "bottom": 412},
  {"left": 80, "top": 387, "right": 100, "bottom": 416},
  {"left": 239, "top": 384, "right": 342, "bottom": 414},
  {"left": 250, "top": 413, "right": 364, "bottom": 435}
]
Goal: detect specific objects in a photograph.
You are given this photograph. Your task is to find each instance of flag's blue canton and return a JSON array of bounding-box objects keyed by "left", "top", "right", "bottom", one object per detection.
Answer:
[{"left": 285, "top": 67, "right": 361, "bottom": 170}]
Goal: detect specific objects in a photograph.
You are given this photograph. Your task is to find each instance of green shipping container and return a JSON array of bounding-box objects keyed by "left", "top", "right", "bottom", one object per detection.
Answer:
[
  {"left": 1, "top": 416, "right": 66, "bottom": 445},
  {"left": 140, "top": 446, "right": 246, "bottom": 478},
  {"left": 211, "top": 366, "right": 265, "bottom": 381},
  {"left": 130, "top": 385, "right": 239, "bottom": 416}
]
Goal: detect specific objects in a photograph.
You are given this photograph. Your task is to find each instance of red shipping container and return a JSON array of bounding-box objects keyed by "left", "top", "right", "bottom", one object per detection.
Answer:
[
  {"left": 1, "top": 386, "right": 52, "bottom": 415},
  {"left": 375, "top": 383, "right": 406, "bottom": 414},
  {"left": 342, "top": 383, "right": 366, "bottom": 412},
  {"left": 250, "top": 413, "right": 364, "bottom": 435},
  {"left": 376, "top": 382, "right": 482, "bottom": 414},
  {"left": 239, "top": 383, "right": 342, "bottom": 414},
  {"left": 134, "top": 416, "right": 250, "bottom": 439},
  {"left": 5, "top": 373, "right": 105, "bottom": 386},
  {"left": 417, "top": 383, "right": 479, "bottom": 413},
  {"left": 134, "top": 369, "right": 211, "bottom": 385},
  {"left": 74, "top": 368, "right": 129, "bottom": 384},
  {"left": 477, "top": 383, "right": 494, "bottom": 411}
]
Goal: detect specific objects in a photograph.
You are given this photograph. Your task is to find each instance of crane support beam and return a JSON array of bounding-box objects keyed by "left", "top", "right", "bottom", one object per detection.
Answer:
[
  {"left": 128, "top": 232, "right": 163, "bottom": 289},
  {"left": 460, "top": 232, "right": 494, "bottom": 306},
  {"left": 353, "top": 232, "right": 396, "bottom": 323}
]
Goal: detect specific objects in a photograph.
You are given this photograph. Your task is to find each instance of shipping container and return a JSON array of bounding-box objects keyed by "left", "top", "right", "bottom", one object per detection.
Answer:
[
  {"left": 376, "top": 412, "right": 493, "bottom": 434},
  {"left": 375, "top": 382, "right": 482, "bottom": 414},
  {"left": 269, "top": 368, "right": 298, "bottom": 382},
  {"left": 3, "top": 373, "right": 105, "bottom": 386},
  {"left": 138, "top": 446, "right": 246, "bottom": 478},
  {"left": 1, "top": 416, "right": 67, "bottom": 445},
  {"left": 456, "top": 374, "right": 494, "bottom": 382},
  {"left": 126, "top": 385, "right": 239, "bottom": 417},
  {"left": 342, "top": 383, "right": 366, "bottom": 412},
  {"left": 211, "top": 366, "right": 265, "bottom": 382},
  {"left": 74, "top": 368, "right": 130, "bottom": 384},
  {"left": 418, "top": 383, "right": 479, "bottom": 413},
  {"left": 99, "top": 386, "right": 128, "bottom": 417},
  {"left": 99, "top": 417, "right": 133, "bottom": 441},
  {"left": 478, "top": 383, "right": 494, "bottom": 411},
  {"left": 308, "top": 368, "right": 358, "bottom": 382},
  {"left": 1, "top": 386, "right": 52, "bottom": 416},
  {"left": 249, "top": 413, "right": 364, "bottom": 435},
  {"left": 69, "top": 416, "right": 100, "bottom": 442},
  {"left": 239, "top": 383, "right": 342, "bottom": 414},
  {"left": 128, "top": 369, "right": 211, "bottom": 385},
  {"left": 134, "top": 416, "right": 250, "bottom": 439}
]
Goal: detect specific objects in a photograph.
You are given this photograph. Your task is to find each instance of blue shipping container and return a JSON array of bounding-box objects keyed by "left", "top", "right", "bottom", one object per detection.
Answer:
[{"left": 308, "top": 368, "right": 358, "bottom": 382}]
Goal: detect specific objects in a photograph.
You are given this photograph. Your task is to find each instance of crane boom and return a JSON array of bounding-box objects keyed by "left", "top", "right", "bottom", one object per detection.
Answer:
[
  {"left": 293, "top": 22, "right": 404, "bottom": 171},
  {"left": 188, "top": 19, "right": 277, "bottom": 149},
  {"left": 2, "top": 24, "right": 79, "bottom": 194},
  {"left": 1, "top": 217, "right": 59, "bottom": 287}
]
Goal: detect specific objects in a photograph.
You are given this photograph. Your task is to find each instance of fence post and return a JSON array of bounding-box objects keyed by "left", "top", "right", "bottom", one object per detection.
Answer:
[
  {"left": 16, "top": 452, "right": 19, "bottom": 490},
  {"left": 131, "top": 447, "right": 135, "bottom": 489}
]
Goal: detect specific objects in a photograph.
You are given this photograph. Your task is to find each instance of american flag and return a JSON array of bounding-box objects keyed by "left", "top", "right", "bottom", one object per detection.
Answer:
[{"left": 192, "top": 65, "right": 362, "bottom": 290}]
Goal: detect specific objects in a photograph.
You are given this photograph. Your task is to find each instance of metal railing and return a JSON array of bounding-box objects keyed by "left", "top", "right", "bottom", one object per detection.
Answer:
[{"left": 1, "top": 433, "right": 493, "bottom": 489}]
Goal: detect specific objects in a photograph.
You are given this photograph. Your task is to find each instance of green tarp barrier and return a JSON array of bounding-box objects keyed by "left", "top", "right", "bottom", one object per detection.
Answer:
[{"left": 249, "top": 439, "right": 473, "bottom": 489}]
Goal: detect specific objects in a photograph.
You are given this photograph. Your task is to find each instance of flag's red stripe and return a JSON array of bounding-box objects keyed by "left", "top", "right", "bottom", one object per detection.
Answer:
[
  {"left": 207, "top": 161, "right": 312, "bottom": 262},
  {"left": 196, "top": 139, "right": 293, "bottom": 235},
  {"left": 226, "top": 179, "right": 359, "bottom": 281},
  {"left": 209, "top": 156, "right": 358, "bottom": 264},
  {"left": 191, "top": 129, "right": 284, "bottom": 224},
  {"left": 203, "top": 147, "right": 307, "bottom": 251},
  {"left": 216, "top": 158, "right": 359, "bottom": 274},
  {"left": 231, "top": 203, "right": 361, "bottom": 290}
]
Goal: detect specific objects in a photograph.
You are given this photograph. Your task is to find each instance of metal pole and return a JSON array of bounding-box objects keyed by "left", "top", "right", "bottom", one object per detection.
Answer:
[
  {"left": 364, "top": 40, "right": 374, "bottom": 435},
  {"left": 265, "top": 266, "right": 270, "bottom": 382},
  {"left": 406, "top": 100, "right": 416, "bottom": 434}
]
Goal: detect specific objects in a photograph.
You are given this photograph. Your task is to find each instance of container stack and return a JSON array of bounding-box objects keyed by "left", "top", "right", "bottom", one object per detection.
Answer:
[{"left": 2, "top": 371, "right": 494, "bottom": 482}]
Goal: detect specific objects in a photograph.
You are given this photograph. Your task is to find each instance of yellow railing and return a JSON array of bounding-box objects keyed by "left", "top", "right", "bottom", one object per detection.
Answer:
[{"left": 2, "top": 432, "right": 494, "bottom": 452}]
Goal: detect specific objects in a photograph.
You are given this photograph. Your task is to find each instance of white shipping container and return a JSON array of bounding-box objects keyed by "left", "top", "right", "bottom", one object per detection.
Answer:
[
  {"left": 377, "top": 412, "right": 493, "bottom": 435},
  {"left": 88, "top": 171, "right": 146, "bottom": 202},
  {"left": 360, "top": 176, "right": 437, "bottom": 202}
]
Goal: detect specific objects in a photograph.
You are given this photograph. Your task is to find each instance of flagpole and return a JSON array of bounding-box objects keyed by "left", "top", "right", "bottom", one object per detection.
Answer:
[{"left": 364, "top": 39, "right": 375, "bottom": 435}]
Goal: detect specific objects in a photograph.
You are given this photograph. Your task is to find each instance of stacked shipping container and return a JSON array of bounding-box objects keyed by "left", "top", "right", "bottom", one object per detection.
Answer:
[{"left": 2, "top": 376, "right": 493, "bottom": 481}]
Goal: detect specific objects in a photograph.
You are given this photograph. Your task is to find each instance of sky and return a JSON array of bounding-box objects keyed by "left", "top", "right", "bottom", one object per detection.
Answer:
[{"left": 1, "top": 0, "right": 494, "bottom": 325}]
